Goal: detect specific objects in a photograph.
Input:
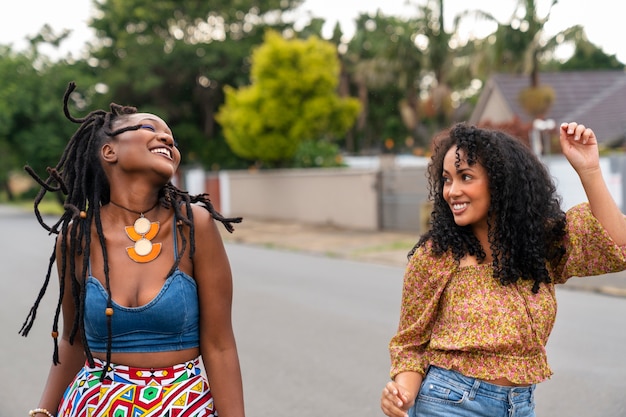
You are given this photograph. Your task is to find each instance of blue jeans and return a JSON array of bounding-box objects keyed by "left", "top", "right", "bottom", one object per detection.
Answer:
[{"left": 410, "top": 366, "right": 536, "bottom": 417}]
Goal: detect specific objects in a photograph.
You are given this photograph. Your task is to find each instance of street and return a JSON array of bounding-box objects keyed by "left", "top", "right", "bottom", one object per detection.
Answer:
[{"left": 1, "top": 209, "right": 625, "bottom": 417}]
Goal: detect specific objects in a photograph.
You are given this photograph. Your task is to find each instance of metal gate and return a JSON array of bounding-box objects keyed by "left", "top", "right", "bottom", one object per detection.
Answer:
[
  {"left": 379, "top": 154, "right": 626, "bottom": 234},
  {"left": 379, "top": 167, "right": 431, "bottom": 233}
]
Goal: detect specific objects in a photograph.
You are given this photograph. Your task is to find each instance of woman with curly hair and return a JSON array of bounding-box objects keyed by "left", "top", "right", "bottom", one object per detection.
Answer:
[
  {"left": 21, "top": 82, "right": 245, "bottom": 417},
  {"left": 380, "top": 122, "right": 626, "bottom": 417}
]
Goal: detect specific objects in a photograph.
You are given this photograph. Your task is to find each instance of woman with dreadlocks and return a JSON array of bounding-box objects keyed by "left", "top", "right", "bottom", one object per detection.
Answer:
[
  {"left": 380, "top": 122, "right": 626, "bottom": 417},
  {"left": 21, "top": 82, "right": 245, "bottom": 417}
]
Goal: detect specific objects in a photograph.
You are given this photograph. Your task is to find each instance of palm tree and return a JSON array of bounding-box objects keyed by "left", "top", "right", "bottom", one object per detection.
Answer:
[
  {"left": 343, "top": 12, "right": 424, "bottom": 151},
  {"left": 470, "top": 0, "right": 584, "bottom": 117}
]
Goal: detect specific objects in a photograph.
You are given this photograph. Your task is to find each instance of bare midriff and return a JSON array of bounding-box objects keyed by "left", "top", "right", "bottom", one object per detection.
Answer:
[
  {"left": 92, "top": 347, "right": 200, "bottom": 368},
  {"left": 483, "top": 376, "right": 532, "bottom": 387},
  {"left": 452, "top": 367, "right": 531, "bottom": 387}
]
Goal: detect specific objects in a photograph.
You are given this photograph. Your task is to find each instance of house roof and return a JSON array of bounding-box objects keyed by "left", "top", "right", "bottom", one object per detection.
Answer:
[{"left": 470, "top": 70, "right": 626, "bottom": 144}]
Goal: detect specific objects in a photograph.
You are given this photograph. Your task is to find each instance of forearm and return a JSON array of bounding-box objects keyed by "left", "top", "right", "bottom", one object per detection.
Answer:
[
  {"left": 393, "top": 371, "right": 423, "bottom": 395},
  {"left": 579, "top": 167, "right": 626, "bottom": 245},
  {"left": 36, "top": 339, "right": 85, "bottom": 414},
  {"left": 203, "top": 346, "right": 245, "bottom": 417}
]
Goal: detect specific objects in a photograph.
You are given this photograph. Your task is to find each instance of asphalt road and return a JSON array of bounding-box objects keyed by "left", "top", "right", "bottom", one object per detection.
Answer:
[{"left": 2, "top": 208, "right": 625, "bottom": 417}]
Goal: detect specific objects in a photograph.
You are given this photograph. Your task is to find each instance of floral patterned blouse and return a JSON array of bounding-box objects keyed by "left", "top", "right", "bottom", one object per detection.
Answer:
[{"left": 389, "top": 203, "right": 626, "bottom": 384}]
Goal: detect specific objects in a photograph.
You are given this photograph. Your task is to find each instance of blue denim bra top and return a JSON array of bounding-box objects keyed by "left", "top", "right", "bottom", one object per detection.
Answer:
[{"left": 83, "top": 217, "right": 200, "bottom": 353}]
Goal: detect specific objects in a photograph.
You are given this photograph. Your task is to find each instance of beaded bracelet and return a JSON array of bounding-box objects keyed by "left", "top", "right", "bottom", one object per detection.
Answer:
[{"left": 29, "top": 408, "right": 54, "bottom": 417}]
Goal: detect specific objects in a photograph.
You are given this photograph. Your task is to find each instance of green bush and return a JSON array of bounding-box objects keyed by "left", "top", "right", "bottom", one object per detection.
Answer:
[
  {"left": 291, "top": 140, "right": 346, "bottom": 168},
  {"left": 217, "top": 31, "right": 360, "bottom": 166}
]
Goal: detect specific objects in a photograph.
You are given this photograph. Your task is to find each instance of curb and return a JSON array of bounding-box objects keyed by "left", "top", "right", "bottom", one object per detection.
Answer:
[
  {"left": 562, "top": 284, "right": 626, "bottom": 298},
  {"left": 7, "top": 205, "right": 626, "bottom": 299}
]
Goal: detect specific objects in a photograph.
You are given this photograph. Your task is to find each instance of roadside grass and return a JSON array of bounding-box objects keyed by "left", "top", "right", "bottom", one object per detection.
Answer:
[
  {"left": 14, "top": 199, "right": 64, "bottom": 216},
  {"left": 351, "top": 239, "right": 415, "bottom": 255},
  {"left": 0, "top": 188, "right": 64, "bottom": 216}
]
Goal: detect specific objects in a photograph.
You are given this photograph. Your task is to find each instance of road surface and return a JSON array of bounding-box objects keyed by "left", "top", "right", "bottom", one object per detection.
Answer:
[{"left": 1, "top": 210, "right": 625, "bottom": 416}]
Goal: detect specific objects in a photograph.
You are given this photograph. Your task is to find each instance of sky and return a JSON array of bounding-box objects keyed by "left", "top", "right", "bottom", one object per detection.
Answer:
[{"left": 0, "top": 0, "right": 623, "bottom": 62}]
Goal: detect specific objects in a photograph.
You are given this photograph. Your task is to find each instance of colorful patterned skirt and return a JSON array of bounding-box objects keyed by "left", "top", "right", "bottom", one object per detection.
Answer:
[{"left": 58, "top": 357, "right": 216, "bottom": 417}]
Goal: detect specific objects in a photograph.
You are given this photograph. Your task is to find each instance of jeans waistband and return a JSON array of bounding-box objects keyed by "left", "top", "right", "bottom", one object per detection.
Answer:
[{"left": 426, "top": 366, "right": 535, "bottom": 403}]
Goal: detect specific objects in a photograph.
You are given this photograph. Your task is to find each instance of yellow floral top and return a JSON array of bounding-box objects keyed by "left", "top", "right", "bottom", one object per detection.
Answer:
[{"left": 389, "top": 203, "right": 626, "bottom": 384}]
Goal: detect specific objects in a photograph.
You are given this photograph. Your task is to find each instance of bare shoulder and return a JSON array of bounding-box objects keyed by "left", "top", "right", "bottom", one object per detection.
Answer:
[
  {"left": 55, "top": 220, "right": 76, "bottom": 255},
  {"left": 186, "top": 204, "right": 232, "bottom": 284},
  {"left": 187, "top": 203, "right": 223, "bottom": 243},
  {"left": 54, "top": 220, "right": 83, "bottom": 282}
]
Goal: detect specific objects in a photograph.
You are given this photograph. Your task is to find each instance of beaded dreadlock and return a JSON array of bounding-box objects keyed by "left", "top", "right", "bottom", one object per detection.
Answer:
[{"left": 19, "top": 82, "right": 242, "bottom": 376}]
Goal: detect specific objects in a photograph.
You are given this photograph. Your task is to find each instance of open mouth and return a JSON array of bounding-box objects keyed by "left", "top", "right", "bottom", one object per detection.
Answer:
[{"left": 150, "top": 147, "right": 172, "bottom": 159}]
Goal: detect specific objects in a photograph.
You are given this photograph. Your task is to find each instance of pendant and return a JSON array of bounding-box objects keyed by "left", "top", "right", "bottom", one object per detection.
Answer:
[{"left": 124, "top": 215, "right": 161, "bottom": 263}]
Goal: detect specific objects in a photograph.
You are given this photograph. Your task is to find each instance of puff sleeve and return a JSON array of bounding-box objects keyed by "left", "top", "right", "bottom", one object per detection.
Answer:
[
  {"left": 552, "top": 202, "right": 626, "bottom": 284},
  {"left": 388, "top": 242, "right": 456, "bottom": 379}
]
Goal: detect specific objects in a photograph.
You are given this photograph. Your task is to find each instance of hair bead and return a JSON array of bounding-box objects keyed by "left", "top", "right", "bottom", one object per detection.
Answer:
[{"left": 21, "top": 81, "right": 241, "bottom": 379}]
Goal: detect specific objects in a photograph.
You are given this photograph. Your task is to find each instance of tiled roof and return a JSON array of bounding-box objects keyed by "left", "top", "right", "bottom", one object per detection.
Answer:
[{"left": 474, "top": 71, "right": 626, "bottom": 144}]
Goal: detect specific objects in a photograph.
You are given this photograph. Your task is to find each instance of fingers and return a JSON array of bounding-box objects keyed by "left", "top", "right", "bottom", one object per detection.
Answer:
[
  {"left": 560, "top": 122, "right": 596, "bottom": 145},
  {"left": 385, "top": 381, "right": 406, "bottom": 406},
  {"left": 380, "top": 382, "right": 410, "bottom": 417}
]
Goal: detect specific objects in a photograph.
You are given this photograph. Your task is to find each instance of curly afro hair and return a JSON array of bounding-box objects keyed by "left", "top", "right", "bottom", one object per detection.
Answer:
[{"left": 413, "top": 122, "right": 566, "bottom": 293}]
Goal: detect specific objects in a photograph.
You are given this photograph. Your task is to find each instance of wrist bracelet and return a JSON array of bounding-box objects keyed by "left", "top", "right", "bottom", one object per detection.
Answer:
[{"left": 29, "top": 408, "right": 54, "bottom": 417}]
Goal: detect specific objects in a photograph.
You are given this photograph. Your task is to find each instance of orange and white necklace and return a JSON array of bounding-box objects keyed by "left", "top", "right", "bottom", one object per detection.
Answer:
[{"left": 109, "top": 200, "right": 162, "bottom": 263}]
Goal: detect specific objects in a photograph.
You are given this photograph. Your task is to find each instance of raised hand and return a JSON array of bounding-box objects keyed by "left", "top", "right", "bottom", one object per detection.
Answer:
[{"left": 558, "top": 122, "right": 600, "bottom": 175}]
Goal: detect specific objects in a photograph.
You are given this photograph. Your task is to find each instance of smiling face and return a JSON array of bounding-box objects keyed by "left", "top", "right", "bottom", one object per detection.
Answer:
[
  {"left": 102, "top": 112, "right": 181, "bottom": 182},
  {"left": 442, "top": 146, "right": 491, "bottom": 235}
]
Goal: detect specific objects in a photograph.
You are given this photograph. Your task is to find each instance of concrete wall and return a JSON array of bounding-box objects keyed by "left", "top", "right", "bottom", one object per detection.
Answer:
[
  {"left": 218, "top": 168, "right": 380, "bottom": 231},
  {"left": 544, "top": 155, "right": 624, "bottom": 211},
  {"left": 379, "top": 167, "right": 429, "bottom": 232},
  {"left": 181, "top": 155, "right": 626, "bottom": 232}
]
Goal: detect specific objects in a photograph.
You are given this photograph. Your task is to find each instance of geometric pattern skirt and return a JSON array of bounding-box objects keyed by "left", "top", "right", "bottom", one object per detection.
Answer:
[{"left": 58, "top": 357, "right": 216, "bottom": 417}]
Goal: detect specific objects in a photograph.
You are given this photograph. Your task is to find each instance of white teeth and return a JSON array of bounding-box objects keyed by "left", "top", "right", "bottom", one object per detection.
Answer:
[
  {"left": 453, "top": 203, "right": 467, "bottom": 210},
  {"left": 151, "top": 148, "right": 171, "bottom": 159}
]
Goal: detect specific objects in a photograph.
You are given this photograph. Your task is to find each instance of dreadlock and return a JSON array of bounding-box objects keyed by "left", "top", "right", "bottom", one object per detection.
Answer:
[{"left": 20, "top": 82, "right": 242, "bottom": 378}]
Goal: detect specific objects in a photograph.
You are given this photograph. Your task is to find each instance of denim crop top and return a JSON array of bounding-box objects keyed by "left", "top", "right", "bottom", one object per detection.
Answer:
[{"left": 83, "top": 219, "right": 200, "bottom": 353}]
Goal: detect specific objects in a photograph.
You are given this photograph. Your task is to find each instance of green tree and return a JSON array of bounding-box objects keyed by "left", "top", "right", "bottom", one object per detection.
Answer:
[
  {"left": 472, "top": 0, "right": 583, "bottom": 117},
  {"left": 341, "top": 2, "right": 490, "bottom": 152},
  {"left": 0, "top": 48, "right": 24, "bottom": 198},
  {"left": 0, "top": 41, "right": 97, "bottom": 199},
  {"left": 344, "top": 12, "right": 424, "bottom": 152},
  {"left": 407, "top": 0, "right": 496, "bottom": 139},
  {"left": 410, "top": 0, "right": 457, "bottom": 139},
  {"left": 216, "top": 30, "right": 360, "bottom": 167},
  {"left": 86, "top": 0, "right": 304, "bottom": 170},
  {"left": 558, "top": 32, "right": 624, "bottom": 70}
]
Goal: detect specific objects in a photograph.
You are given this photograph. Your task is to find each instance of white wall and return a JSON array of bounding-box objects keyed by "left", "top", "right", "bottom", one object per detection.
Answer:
[
  {"left": 183, "top": 155, "right": 625, "bottom": 231},
  {"left": 544, "top": 156, "right": 623, "bottom": 211},
  {"left": 219, "top": 168, "right": 380, "bottom": 231}
]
